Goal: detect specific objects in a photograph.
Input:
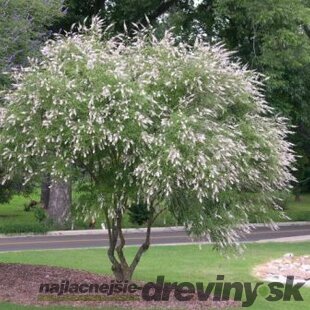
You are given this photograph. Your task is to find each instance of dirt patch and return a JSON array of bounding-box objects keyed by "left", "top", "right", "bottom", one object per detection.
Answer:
[
  {"left": 254, "top": 254, "right": 310, "bottom": 286},
  {"left": 0, "top": 263, "right": 239, "bottom": 309}
]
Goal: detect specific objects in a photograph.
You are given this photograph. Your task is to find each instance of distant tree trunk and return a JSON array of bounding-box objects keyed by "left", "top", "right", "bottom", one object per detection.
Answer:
[
  {"left": 294, "top": 192, "right": 301, "bottom": 202},
  {"left": 94, "top": 0, "right": 106, "bottom": 12},
  {"left": 40, "top": 174, "right": 50, "bottom": 209},
  {"left": 294, "top": 185, "right": 302, "bottom": 202},
  {"left": 47, "top": 181, "right": 71, "bottom": 227}
]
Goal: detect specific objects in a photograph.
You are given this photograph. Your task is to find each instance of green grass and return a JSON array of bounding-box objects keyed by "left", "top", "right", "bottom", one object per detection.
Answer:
[
  {"left": 285, "top": 194, "right": 310, "bottom": 221},
  {"left": 1, "top": 193, "right": 309, "bottom": 235},
  {"left": 0, "top": 242, "right": 309, "bottom": 309},
  {"left": 0, "top": 193, "right": 178, "bottom": 234},
  {"left": 0, "top": 194, "right": 49, "bottom": 234}
]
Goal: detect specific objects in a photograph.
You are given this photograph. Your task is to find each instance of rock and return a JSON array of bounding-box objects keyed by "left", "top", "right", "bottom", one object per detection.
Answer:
[
  {"left": 283, "top": 253, "right": 294, "bottom": 258},
  {"left": 254, "top": 255, "right": 310, "bottom": 287}
]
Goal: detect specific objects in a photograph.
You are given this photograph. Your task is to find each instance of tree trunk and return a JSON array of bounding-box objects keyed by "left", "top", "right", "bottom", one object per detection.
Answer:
[
  {"left": 107, "top": 211, "right": 152, "bottom": 282},
  {"left": 294, "top": 192, "right": 301, "bottom": 202},
  {"left": 110, "top": 229, "right": 151, "bottom": 281},
  {"left": 47, "top": 181, "right": 71, "bottom": 227},
  {"left": 112, "top": 263, "right": 134, "bottom": 282},
  {"left": 40, "top": 174, "right": 50, "bottom": 209},
  {"left": 105, "top": 203, "right": 164, "bottom": 281},
  {"left": 94, "top": 0, "right": 106, "bottom": 13},
  {"left": 294, "top": 185, "right": 302, "bottom": 202}
]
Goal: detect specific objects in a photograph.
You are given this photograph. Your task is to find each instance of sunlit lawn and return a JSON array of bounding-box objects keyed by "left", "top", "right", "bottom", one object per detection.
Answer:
[
  {"left": 0, "top": 194, "right": 48, "bottom": 234},
  {"left": 0, "top": 242, "right": 309, "bottom": 309}
]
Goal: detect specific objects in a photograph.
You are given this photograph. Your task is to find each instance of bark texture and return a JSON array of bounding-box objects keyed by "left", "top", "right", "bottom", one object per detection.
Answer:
[
  {"left": 105, "top": 205, "right": 165, "bottom": 281},
  {"left": 47, "top": 181, "right": 71, "bottom": 226}
]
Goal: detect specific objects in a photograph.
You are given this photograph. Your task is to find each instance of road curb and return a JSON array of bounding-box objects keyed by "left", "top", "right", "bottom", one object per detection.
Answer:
[
  {"left": 0, "top": 222, "right": 309, "bottom": 238},
  {"left": 256, "top": 235, "right": 310, "bottom": 243},
  {"left": 0, "top": 226, "right": 185, "bottom": 238}
]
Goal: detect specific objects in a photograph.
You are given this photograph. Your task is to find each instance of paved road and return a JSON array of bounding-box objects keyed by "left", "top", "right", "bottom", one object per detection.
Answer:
[{"left": 0, "top": 224, "right": 309, "bottom": 252}]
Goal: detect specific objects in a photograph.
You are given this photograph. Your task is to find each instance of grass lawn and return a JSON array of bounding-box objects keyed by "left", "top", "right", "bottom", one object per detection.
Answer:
[
  {"left": 0, "top": 193, "right": 309, "bottom": 235},
  {"left": 0, "top": 242, "right": 309, "bottom": 310},
  {"left": 0, "top": 194, "right": 49, "bottom": 234},
  {"left": 285, "top": 194, "right": 310, "bottom": 221},
  {"left": 0, "top": 193, "right": 177, "bottom": 234}
]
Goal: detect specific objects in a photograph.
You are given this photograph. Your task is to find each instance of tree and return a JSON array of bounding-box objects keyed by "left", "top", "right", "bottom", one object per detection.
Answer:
[
  {"left": 170, "top": 0, "right": 310, "bottom": 195},
  {"left": 47, "top": 180, "right": 71, "bottom": 225},
  {"left": 0, "top": 18, "right": 295, "bottom": 281},
  {"left": 0, "top": 0, "right": 73, "bottom": 222},
  {"left": 53, "top": 0, "right": 181, "bottom": 33},
  {"left": 0, "top": 108, "right": 33, "bottom": 202},
  {"left": 0, "top": 0, "right": 62, "bottom": 89},
  {"left": 213, "top": 0, "right": 310, "bottom": 196}
]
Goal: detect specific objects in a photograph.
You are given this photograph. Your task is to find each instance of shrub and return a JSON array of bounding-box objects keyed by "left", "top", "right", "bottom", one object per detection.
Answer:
[
  {"left": 34, "top": 206, "right": 47, "bottom": 222},
  {"left": 0, "top": 17, "right": 295, "bottom": 280},
  {"left": 129, "top": 203, "right": 152, "bottom": 226},
  {"left": 0, "top": 223, "right": 48, "bottom": 234}
]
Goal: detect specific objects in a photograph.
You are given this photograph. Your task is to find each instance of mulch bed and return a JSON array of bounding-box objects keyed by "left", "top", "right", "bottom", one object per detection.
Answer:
[{"left": 0, "top": 263, "right": 239, "bottom": 309}]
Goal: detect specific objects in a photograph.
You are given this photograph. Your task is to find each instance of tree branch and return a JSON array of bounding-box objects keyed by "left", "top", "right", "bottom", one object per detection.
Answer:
[
  {"left": 140, "top": 0, "right": 179, "bottom": 26},
  {"left": 130, "top": 218, "right": 152, "bottom": 272},
  {"left": 303, "top": 25, "right": 310, "bottom": 40},
  {"left": 129, "top": 206, "right": 167, "bottom": 272},
  {"left": 106, "top": 216, "right": 121, "bottom": 268},
  {"left": 94, "top": 0, "right": 106, "bottom": 14},
  {"left": 115, "top": 209, "right": 129, "bottom": 268}
]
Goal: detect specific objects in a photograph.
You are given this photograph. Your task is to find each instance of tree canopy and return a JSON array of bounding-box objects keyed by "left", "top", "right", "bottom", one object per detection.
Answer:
[
  {"left": 51, "top": 0, "right": 310, "bottom": 192},
  {"left": 0, "top": 0, "right": 62, "bottom": 89},
  {"left": 0, "top": 0, "right": 63, "bottom": 203},
  {"left": 173, "top": 0, "right": 310, "bottom": 192},
  {"left": 0, "top": 18, "right": 295, "bottom": 279}
]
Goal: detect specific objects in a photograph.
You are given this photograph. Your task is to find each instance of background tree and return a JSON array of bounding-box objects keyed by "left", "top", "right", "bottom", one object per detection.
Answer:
[
  {"left": 0, "top": 108, "right": 33, "bottom": 202},
  {"left": 0, "top": 0, "right": 72, "bottom": 224},
  {"left": 214, "top": 0, "right": 310, "bottom": 197},
  {"left": 53, "top": 1, "right": 310, "bottom": 198},
  {"left": 1, "top": 19, "right": 295, "bottom": 280},
  {"left": 168, "top": 0, "right": 310, "bottom": 197},
  {"left": 0, "top": 0, "right": 62, "bottom": 89},
  {"left": 53, "top": 0, "right": 182, "bottom": 33}
]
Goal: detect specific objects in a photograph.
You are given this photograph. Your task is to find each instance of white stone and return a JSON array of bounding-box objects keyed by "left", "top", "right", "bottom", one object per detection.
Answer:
[{"left": 283, "top": 253, "right": 294, "bottom": 258}]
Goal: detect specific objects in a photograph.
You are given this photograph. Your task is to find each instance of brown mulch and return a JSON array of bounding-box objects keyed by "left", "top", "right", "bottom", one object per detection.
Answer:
[{"left": 0, "top": 263, "right": 239, "bottom": 309}]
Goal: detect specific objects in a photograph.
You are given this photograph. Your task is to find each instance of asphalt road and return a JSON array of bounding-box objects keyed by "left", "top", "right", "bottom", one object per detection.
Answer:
[{"left": 0, "top": 224, "right": 309, "bottom": 252}]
